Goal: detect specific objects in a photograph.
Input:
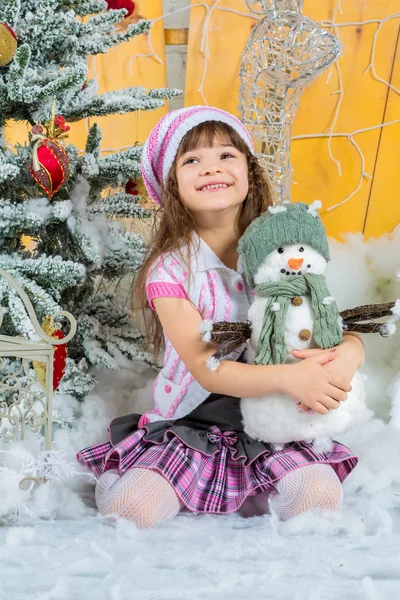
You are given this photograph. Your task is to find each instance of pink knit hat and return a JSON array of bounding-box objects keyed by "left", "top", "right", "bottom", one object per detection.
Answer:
[{"left": 141, "top": 106, "right": 255, "bottom": 206}]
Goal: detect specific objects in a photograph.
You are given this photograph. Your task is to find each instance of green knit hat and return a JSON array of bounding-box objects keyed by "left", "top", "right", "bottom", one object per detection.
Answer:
[{"left": 238, "top": 201, "right": 330, "bottom": 289}]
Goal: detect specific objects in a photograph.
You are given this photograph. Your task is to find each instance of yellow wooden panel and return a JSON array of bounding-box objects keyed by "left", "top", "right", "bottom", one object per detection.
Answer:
[
  {"left": 292, "top": 7, "right": 400, "bottom": 238},
  {"left": 363, "top": 24, "right": 400, "bottom": 238},
  {"left": 5, "top": 1, "right": 167, "bottom": 153},
  {"left": 87, "top": 0, "right": 168, "bottom": 152},
  {"left": 185, "top": 0, "right": 400, "bottom": 238},
  {"left": 292, "top": 0, "right": 400, "bottom": 238},
  {"left": 185, "top": 0, "right": 255, "bottom": 112}
]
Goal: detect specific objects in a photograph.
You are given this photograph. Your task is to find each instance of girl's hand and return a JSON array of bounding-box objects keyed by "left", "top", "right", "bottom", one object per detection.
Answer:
[
  {"left": 285, "top": 349, "right": 351, "bottom": 415},
  {"left": 291, "top": 335, "right": 364, "bottom": 415}
]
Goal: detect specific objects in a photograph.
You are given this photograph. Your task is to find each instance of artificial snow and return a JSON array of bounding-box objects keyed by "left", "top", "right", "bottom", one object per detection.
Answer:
[
  {"left": 206, "top": 355, "right": 221, "bottom": 371},
  {"left": 307, "top": 200, "right": 322, "bottom": 216},
  {"left": 199, "top": 318, "right": 213, "bottom": 342},
  {"left": 268, "top": 204, "right": 287, "bottom": 214},
  {"left": 1, "top": 232, "right": 400, "bottom": 598}
]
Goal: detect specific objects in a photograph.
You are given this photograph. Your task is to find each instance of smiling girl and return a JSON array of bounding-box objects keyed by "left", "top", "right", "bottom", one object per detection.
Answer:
[{"left": 77, "top": 106, "right": 363, "bottom": 528}]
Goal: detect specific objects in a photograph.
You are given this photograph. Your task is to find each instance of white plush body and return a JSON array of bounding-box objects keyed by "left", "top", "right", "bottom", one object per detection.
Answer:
[{"left": 240, "top": 243, "right": 371, "bottom": 447}]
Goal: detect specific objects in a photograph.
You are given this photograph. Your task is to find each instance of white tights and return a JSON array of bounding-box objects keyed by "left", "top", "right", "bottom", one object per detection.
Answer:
[
  {"left": 240, "top": 463, "right": 343, "bottom": 519},
  {"left": 95, "top": 463, "right": 342, "bottom": 528},
  {"left": 95, "top": 468, "right": 183, "bottom": 529}
]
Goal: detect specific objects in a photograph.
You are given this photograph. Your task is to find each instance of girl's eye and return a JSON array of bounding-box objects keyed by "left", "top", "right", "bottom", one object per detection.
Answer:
[
  {"left": 221, "top": 153, "right": 234, "bottom": 159},
  {"left": 299, "top": 247, "right": 304, "bottom": 252},
  {"left": 183, "top": 157, "right": 198, "bottom": 165},
  {"left": 277, "top": 247, "right": 284, "bottom": 254}
]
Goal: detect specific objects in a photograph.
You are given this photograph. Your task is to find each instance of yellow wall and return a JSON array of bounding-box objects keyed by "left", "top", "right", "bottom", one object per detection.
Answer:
[{"left": 185, "top": 0, "right": 400, "bottom": 239}]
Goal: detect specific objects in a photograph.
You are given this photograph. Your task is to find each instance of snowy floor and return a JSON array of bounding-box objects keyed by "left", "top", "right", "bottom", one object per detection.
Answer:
[{"left": 2, "top": 500, "right": 400, "bottom": 600}]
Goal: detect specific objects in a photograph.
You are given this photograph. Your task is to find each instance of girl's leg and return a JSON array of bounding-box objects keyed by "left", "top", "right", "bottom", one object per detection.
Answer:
[
  {"left": 269, "top": 463, "right": 343, "bottom": 520},
  {"left": 95, "top": 468, "right": 183, "bottom": 529}
]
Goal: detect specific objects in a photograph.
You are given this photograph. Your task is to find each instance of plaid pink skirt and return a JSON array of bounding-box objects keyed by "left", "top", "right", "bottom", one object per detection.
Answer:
[{"left": 77, "top": 419, "right": 358, "bottom": 514}]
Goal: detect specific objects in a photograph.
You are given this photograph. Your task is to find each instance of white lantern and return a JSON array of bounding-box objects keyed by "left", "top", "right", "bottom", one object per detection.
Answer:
[{"left": 0, "top": 267, "right": 76, "bottom": 451}]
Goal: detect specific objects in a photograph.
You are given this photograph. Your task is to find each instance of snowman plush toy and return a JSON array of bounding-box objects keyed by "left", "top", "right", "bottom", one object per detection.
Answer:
[{"left": 202, "top": 201, "right": 398, "bottom": 451}]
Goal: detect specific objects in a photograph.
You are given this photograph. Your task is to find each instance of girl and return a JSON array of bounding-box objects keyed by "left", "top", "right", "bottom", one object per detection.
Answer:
[{"left": 77, "top": 106, "right": 364, "bottom": 528}]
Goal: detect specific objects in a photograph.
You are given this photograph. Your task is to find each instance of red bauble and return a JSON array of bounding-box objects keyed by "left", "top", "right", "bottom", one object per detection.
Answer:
[
  {"left": 30, "top": 138, "right": 70, "bottom": 198},
  {"left": 106, "top": 0, "right": 135, "bottom": 17},
  {"left": 31, "top": 124, "right": 44, "bottom": 135},
  {"left": 33, "top": 320, "right": 68, "bottom": 392},
  {"left": 54, "top": 115, "right": 66, "bottom": 127},
  {"left": 125, "top": 178, "right": 139, "bottom": 195},
  {"left": 52, "top": 328, "right": 68, "bottom": 391}
]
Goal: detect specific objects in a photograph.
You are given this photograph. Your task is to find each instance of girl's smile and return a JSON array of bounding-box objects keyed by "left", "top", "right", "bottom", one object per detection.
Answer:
[{"left": 197, "top": 181, "right": 233, "bottom": 192}]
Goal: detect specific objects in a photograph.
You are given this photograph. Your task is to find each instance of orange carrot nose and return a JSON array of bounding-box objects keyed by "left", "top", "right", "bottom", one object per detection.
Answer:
[{"left": 288, "top": 258, "right": 304, "bottom": 270}]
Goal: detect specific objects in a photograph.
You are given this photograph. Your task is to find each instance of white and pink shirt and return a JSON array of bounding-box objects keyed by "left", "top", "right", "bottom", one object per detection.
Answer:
[{"left": 139, "top": 234, "right": 253, "bottom": 425}]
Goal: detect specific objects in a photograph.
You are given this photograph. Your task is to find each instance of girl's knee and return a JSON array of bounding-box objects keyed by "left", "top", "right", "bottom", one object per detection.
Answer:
[
  {"left": 270, "top": 464, "right": 343, "bottom": 518},
  {"left": 95, "top": 467, "right": 182, "bottom": 527}
]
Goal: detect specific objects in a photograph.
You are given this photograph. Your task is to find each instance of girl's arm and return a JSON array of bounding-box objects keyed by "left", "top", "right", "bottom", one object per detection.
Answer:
[
  {"left": 291, "top": 332, "right": 365, "bottom": 413},
  {"left": 153, "top": 297, "right": 351, "bottom": 415}
]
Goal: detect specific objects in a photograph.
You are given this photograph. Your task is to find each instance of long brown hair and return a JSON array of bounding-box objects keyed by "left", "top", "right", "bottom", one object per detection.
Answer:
[{"left": 134, "top": 121, "right": 275, "bottom": 358}]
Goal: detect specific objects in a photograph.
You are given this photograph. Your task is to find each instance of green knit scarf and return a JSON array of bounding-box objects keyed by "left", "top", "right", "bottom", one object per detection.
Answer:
[{"left": 253, "top": 274, "right": 343, "bottom": 365}]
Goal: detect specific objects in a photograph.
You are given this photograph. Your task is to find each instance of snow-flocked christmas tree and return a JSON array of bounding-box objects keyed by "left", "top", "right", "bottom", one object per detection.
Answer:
[{"left": 0, "top": 0, "right": 180, "bottom": 427}]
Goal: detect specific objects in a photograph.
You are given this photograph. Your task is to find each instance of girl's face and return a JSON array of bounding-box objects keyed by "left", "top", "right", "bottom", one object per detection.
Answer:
[{"left": 175, "top": 135, "right": 249, "bottom": 219}]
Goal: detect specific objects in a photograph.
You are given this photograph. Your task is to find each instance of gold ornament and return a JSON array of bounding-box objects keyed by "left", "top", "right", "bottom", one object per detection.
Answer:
[{"left": 0, "top": 22, "right": 17, "bottom": 67}]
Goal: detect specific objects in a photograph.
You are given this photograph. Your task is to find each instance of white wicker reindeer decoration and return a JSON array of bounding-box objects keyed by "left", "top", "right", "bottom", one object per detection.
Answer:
[{"left": 239, "top": 0, "right": 341, "bottom": 202}]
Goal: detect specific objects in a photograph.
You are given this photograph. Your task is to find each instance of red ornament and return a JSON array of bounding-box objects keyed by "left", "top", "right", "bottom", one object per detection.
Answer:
[
  {"left": 31, "top": 124, "right": 44, "bottom": 135},
  {"left": 33, "top": 320, "right": 68, "bottom": 392},
  {"left": 51, "top": 328, "right": 68, "bottom": 391},
  {"left": 54, "top": 115, "right": 66, "bottom": 127},
  {"left": 105, "top": 0, "right": 135, "bottom": 18},
  {"left": 125, "top": 178, "right": 139, "bottom": 196},
  {"left": 30, "top": 138, "right": 70, "bottom": 199},
  {"left": 54, "top": 115, "right": 70, "bottom": 132}
]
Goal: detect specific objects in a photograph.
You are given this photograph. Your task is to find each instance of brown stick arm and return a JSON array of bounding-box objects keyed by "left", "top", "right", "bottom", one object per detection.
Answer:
[
  {"left": 340, "top": 301, "right": 396, "bottom": 323},
  {"left": 206, "top": 320, "right": 251, "bottom": 358},
  {"left": 342, "top": 322, "right": 392, "bottom": 335}
]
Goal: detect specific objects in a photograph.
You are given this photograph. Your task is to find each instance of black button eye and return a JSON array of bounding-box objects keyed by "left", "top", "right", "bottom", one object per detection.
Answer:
[
  {"left": 299, "top": 247, "right": 304, "bottom": 252},
  {"left": 277, "top": 247, "right": 284, "bottom": 254}
]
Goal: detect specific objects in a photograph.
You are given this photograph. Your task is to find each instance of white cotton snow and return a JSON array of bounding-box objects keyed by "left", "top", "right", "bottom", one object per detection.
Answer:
[
  {"left": 6, "top": 526, "right": 36, "bottom": 546},
  {"left": 268, "top": 204, "right": 287, "bottom": 214},
  {"left": 392, "top": 298, "right": 400, "bottom": 316},
  {"left": 307, "top": 200, "right": 322, "bottom": 216},
  {"left": 206, "top": 355, "right": 221, "bottom": 371},
  {"left": 200, "top": 318, "right": 213, "bottom": 342}
]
